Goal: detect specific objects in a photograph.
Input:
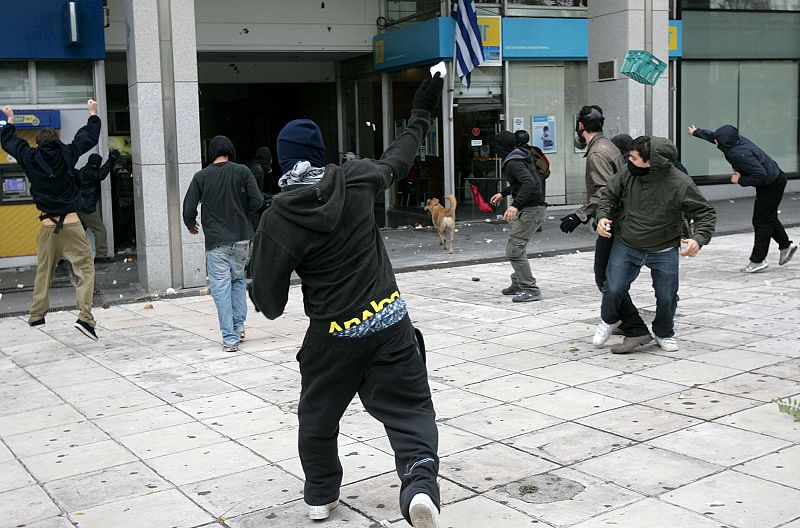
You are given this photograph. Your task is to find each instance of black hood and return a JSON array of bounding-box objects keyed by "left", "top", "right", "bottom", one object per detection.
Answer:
[
  {"left": 208, "top": 135, "right": 237, "bottom": 163},
  {"left": 253, "top": 146, "right": 272, "bottom": 164},
  {"left": 270, "top": 164, "right": 344, "bottom": 233},
  {"left": 502, "top": 147, "right": 533, "bottom": 166},
  {"left": 494, "top": 131, "right": 517, "bottom": 160},
  {"left": 714, "top": 125, "right": 740, "bottom": 150}
]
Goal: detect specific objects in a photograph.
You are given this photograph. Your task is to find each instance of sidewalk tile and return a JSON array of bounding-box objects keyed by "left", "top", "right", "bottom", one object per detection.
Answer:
[
  {"left": 735, "top": 445, "right": 800, "bottom": 490},
  {"left": 67, "top": 488, "right": 213, "bottom": 528},
  {"left": 506, "top": 422, "right": 633, "bottom": 465},
  {"left": 641, "top": 388, "right": 759, "bottom": 420},
  {"left": 44, "top": 461, "right": 171, "bottom": 511},
  {"left": 146, "top": 441, "right": 266, "bottom": 486},
  {"left": 662, "top": 471, "right": 800, "bottom": 528},
  {"left": 445, "top": 404, "right": 561, "bottom": 441},
  {"left": 578, "top": 374, "right": 687, "bottom": 403},
  {"left": 577, "top": 405, "right": 701, "bottom": 441},
  {"left": 118, "top": 422, "right": 228, "bottom": 459},
  {"left": 571, "top": 498, "right": 725, "bottom": 528},
  {"left": 0, "top": 405, "right": 85, "bottom": 437},
  {"left": 5, "top": 420, "right": 109, "bottom": 458},
  {"left": 516, "top": 387, "right": 630, "bottom": 420},
  {"left": 23, "top": 439, "right": 137, "bottom": 483},
  {"left": 0, "top": 485, "right": 61, "bottom": 527},
  {"left": 715, "top": 401, "right": 800, "bottom": 442}
]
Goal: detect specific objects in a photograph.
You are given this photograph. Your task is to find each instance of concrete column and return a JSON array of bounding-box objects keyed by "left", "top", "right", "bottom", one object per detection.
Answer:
[
  {"left": 588, "top": 0, "right": 670, "bottom": 139},
  {"left": 124, "top": 0, "right": 203, "bottom": 292}
]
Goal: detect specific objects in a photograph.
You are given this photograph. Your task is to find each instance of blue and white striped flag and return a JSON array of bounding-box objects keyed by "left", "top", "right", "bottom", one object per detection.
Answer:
[{"left": 452, "top": 0, "right": 485, "bottom": 88}]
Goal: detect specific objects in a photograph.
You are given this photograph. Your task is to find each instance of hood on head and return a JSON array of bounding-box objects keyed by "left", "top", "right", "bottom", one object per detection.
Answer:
[
  {"left": 494, "top": 131, "right": 517, "bottom": 160},
  {"left": 611, "top": 134, "right": 633, "bottom": 157},
  {"left": 208, "top": 135, "right": 237, "bottom": 164},
  {"left": 648, "top": 136, "right": 678, "bottom": 172},
  {"left": 87, "top": 153, "right": 102, "bottom": 168},
  {"left": 277, "top": 119, "right": 326, "bottom": 174},
  {"left": 253, "top": 146, "right": 272, "bottom": 164},
  {"left": 713, "top": 124, "right": 740, "bottom": 149}
]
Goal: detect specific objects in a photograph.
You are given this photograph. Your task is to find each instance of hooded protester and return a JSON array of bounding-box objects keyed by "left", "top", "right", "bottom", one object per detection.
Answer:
[
  {"left": 248, "top": 75, "right": 444, "bottom": 528},
  {"left": 76, "top": 151, "right": 119, "bottom": 262},
  {"left": 182, "top": 135, "right": 262, "bottom": 352},
  {"left": 0, "top": 99, "right": 101, "bottom": 340},
  {"left": 595, "top": 136, "right": 717, "bottom": 353},
  {"left": 689, "top": 124, "right": 797, "bottom": 272},
  {"left": 611, "top": 134, "right": 633, "bottom": 162},
  {"left": 489, "top": 130, "right": 546, "bottom": 302}
]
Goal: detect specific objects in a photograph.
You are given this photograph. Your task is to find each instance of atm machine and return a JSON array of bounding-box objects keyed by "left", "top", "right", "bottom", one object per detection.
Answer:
[{"left": 0, "top": 110, "right": 61, "bottom": 260}]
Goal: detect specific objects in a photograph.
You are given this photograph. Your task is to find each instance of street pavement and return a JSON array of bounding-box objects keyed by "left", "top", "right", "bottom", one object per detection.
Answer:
[{"left": 1, "top": 229, "right": 800, "bottom": 528}]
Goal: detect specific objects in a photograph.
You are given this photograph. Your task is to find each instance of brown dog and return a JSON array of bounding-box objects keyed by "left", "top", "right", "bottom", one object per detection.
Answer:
[{"left": 424, "top": 194, "right": 457, "bottom": 253}]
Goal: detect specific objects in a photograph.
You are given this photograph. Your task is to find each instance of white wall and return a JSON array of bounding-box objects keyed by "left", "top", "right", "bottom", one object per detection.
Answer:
[{"left": 105, "top": 0, "right": 380, "bottom": 52}]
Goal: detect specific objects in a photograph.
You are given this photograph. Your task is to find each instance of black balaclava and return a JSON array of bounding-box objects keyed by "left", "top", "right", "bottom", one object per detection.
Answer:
[
  {"left": 87, "top": 153, "right": 102, "bottom": 169},
  {"left": 494, "top": 131, "right": 517, "bottom": 160},
  {"left": 627, "top": 160, "right": 650, "bottom": 177}
]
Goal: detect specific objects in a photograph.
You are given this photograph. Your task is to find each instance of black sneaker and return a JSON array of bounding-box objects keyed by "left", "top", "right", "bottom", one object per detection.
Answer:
[
  {"left": 512, "top": 291, "right": 542, "bottom": 302},
  {"left": 74, "top": 319, "right": 98, "bottom": 341},
  {"left": 502, "top": 286, "right": 521, "bottom": 296},
  {"left": 29, "top": 317, "right": 46, "bottom": 327}
]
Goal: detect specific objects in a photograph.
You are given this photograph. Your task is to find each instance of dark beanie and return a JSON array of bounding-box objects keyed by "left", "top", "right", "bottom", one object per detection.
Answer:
[
  {"left": 494, "top": 131, "right": 516, "bottom": 160},
  {"left": 88, "top": 153, "right": 102, "bottom": 167},
  {"left": 277, "top": 119, "right": 326, "bottom": 174}
]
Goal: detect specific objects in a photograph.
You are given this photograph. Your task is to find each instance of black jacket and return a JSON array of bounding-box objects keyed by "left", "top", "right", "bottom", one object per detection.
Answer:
[
  {"left": 77, "top": 154, "right": 117, "bottom": 214},
  {"left": 182, "top": 136, "right": 262, "bottom": 251},
  {"left": 248, "top": 109, "right": 431, "bottom": 332},
  {"left": 693, "top": 125, "right": 781, "bottom": 187},
  {"left": 0, "top": 116, "right": 101, "bottom": 215},
  {"left": 499, "top": 148, "right": 545, "bottom": 210}
]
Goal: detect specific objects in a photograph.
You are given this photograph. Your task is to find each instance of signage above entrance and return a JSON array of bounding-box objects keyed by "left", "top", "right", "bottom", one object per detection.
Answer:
[
  {"left": 373, "top": 17, "right": 683, "bottom": 72},
  {"left": 4, "top": 110, "right": 61, "bottom": 130}
]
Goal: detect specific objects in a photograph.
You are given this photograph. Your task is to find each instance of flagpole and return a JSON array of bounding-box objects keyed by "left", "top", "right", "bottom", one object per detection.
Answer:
[{"left": 442, "top": 7, "right": 458, "bottom": 198}]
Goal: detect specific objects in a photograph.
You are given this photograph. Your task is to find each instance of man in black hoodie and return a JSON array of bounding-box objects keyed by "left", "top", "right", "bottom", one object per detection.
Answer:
[
  {"left": 248, "top": 75, "right": 443, "bottom": 528},
  {"left": 689, "top": 124, "right": 797, "bottom": 272},
  {"left": 490, "top": 131, "right": 547, "bottom": 302},
  {"left": 183, "top": 136, "right": 262, "bottom": 352},
  {"left": 1, "top": 100, "right": 101, "bottom": 340},
  {"left": 76, "top": 151, "right": 119, "bottom": 262}
]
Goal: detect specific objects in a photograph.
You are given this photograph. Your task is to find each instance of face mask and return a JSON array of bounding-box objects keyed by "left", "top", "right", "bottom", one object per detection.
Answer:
[{"left": 627, "top": 160, "right": 650, "bottom": 177}]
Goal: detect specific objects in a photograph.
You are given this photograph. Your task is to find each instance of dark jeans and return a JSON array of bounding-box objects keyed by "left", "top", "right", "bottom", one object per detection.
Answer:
[
  {"left": 594, "top": 236, "right": 649, "bottom": 337},
  {"left": 601, "top": 241, "right": 679, "bottom": 339},
  {"left": 297, "top": 315, "right": 439, "bottom": 523},
  {"left": 751, "top": 172, "right": 791, "bottom": 263}
]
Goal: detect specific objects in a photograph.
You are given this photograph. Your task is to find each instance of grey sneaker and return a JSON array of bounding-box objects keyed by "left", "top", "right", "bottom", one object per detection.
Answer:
[
  {"left": 654, "top": 335, "right": 679, "bottom": 352},
  {"left": 779, "top": 243, "right": 797, "bottom": 266},
  {"left": 741, "top": 260, "right": 768, "bottom": 273},
  {"left": 502, "top": 285, "right": 521, "bottom": 295},
  {"left": 593, "top": 319, "right": 621, "bottom": 346},
  {"left": 223, "top": 343, "right": 239, "bottom": 353},
  {"left": 512, "top": 291, "right": 542, "bottom": 302},
  {"left": 611, "top": 334, "right": 653, "bottom": 354},
  {"left": 308, "top": 499, "right": 339, "bottom": 521}
]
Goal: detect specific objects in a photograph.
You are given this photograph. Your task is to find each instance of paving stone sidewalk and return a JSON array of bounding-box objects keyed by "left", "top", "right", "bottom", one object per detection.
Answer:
[{"left": 1, "top": 230, "right": 799, "bottom": 528}]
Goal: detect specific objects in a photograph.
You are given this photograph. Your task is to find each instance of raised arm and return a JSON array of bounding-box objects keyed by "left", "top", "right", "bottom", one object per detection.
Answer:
[
  {"left": 0, "top": 105, "right": 32, "bottom": 163},
  {"left": 66, "top": 100, "right": 101, "bottom": 162}
]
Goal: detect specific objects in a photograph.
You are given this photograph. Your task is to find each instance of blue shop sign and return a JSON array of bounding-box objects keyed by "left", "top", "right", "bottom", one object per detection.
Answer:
[
  {"left": 7, "top": 111, "right": 61, "bottom": 130},
  {"left": 374, "top": 17, "right": 682, "bottom": 71}
]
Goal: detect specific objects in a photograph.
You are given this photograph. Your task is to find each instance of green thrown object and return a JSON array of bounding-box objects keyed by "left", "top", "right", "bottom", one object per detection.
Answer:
[{"left": 620, "top": 50, "right": 667, "bottom": 85}]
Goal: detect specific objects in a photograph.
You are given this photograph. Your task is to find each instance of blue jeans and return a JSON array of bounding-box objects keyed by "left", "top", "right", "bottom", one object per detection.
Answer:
[
  {"left": 207, "top": 242, "right": 250, "bottom": 346},
  {"left": 601, "top": 240, "right": 679, "bottom": 339}
]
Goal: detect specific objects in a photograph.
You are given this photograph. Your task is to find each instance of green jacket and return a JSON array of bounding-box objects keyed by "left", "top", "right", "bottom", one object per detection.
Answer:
[{"left": 596, "top": 136, "right": 716, "bottom": 253}]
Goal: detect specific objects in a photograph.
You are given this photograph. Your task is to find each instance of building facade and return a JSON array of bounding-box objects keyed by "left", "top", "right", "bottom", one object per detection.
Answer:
[{"left": 1, "top": 0, "right": 798, "bottom": 291}]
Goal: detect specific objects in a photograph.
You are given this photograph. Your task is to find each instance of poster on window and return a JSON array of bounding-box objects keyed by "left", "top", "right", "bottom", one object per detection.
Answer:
[{"left": 532, "top": 115, "right": 557, "bottom": 154}]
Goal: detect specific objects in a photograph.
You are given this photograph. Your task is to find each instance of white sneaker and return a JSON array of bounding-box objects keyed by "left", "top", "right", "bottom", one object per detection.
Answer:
[
  {"left": 409, "top": 493, "right": 440, "bottom": 528},
  {"left": 654, "top": 335, "right": 679, "bottom": 352},
  {"left": 593, "top": 319, "right": 621, "bottom": 346},
  {"left": 307, "top": 499, "right": 338, "bottom": 520},
  {"left": 741, "top": 260, "right": 768, "bottom": 273},
  {"left": 779, "top": 243, "right": 798, "bottom": 266}
]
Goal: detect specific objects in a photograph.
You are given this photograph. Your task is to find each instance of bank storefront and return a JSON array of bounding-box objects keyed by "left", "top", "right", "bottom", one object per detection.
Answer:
[{"left": 370, "top": 16, "right": 682, "bottom": 225}]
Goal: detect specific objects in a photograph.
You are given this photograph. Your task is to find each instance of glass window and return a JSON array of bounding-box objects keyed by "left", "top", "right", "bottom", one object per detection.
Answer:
[
  {"left": 36, "top": 61, "right": 94, "bottom": 103},
  {"left": 508, "top": 0, "right": 587, "bottom": 5},
  {"left": 0, "top": 61, "right": 30, "bottom": 104},
  {"left": 508, "top": 61, "right": 588, "bottom": 206},
  {"left": 682, "top": 0, "right": 799, "bottom": 10},
  {"left": 680, "top": 60, "right": 798, "bottom": 178}
]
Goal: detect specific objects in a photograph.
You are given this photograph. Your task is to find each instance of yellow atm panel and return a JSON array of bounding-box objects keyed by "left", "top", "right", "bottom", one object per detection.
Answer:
[{"left": 0, "top": 203, "right": 39, "bottom": 257}]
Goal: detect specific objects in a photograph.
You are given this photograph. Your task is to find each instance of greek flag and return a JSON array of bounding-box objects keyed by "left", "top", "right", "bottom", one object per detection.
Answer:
[{"left": 453, "top": 0, "right": 485, "bottom": 88}]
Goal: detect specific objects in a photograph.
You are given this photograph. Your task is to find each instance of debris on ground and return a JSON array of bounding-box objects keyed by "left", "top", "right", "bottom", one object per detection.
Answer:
[
  {"left": 144, "top": 304, "right": 154, "bottom": 310},
  {"left": 472, "top": 277, "right": 480, "bottom": 281}
]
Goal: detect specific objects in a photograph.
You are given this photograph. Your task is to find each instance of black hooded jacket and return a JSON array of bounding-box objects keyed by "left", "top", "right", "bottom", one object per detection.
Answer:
[
  {"left": 0, "top": 116, "right": 101, "bottom": 215},
  {"left": 77, "top": 153, "right": 117, "bottom": 214},
  {"left": 693, "top": 125, "right": 781, "bottom": 187},
  {"left": 182, "top": 136, "right": 262, "bottom": 250},
  {"left": 499, "top": 148, "right": 544, "bottom": 210},
  {"left": 248, "top": 109, "right": 431, "bottom": 332}
]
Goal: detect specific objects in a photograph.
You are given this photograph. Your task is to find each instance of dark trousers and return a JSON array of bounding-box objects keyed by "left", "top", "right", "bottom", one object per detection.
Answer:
[
  {"left": 594, "top": 236, "right": 649, "bottom": 337},
  {"left": 601, "top": 241, "right": 679, "bottom": 339},
  {"left": 750, "top": 172, "right": 791, "bottom": 263},
  {"left": 297, "top": 315, "right": 439, "bottom": 523}
]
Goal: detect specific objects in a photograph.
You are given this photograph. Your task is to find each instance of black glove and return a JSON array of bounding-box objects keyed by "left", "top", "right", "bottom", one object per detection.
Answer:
[
  {"left": 560, "top": 213, "right": 584, "bottom": 233},
  {"left": 109, "top": 149, "right": 121, "bottom": 160},
  {"left": 411, "top": 73, "right": 444, "bottom": 113}
]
